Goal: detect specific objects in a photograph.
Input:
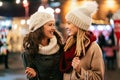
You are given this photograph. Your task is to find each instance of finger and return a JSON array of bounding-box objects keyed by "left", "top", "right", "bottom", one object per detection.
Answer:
[
  {"left": 74, "top": 57, "right": 79, "bottom": 60},
  {"left": 26, "top": 67, "right": 31, "bottom": 71},
  {"left": 25, "top": 69, "right": 29, "bottom": 74},
  {"left": 72, "top": 59, "right": 78, "bottom": 64},
  {"left": 27, "top": 72, "right": 33, "bottom": 78},
  {"left": 25, "top": 69, "right": 32, "bottom": 75},
  {"left": 26, "top": 67, "right": 30, "bottom": 69},
  {"left": 27, "top": 67, "right": 34, "bottom": 72},
  {"left": 25, "top": 68, "right": 30, "bottom": 74}
]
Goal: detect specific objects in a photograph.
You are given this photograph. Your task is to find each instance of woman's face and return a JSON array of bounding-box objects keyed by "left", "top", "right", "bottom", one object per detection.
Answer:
[
  {"left": 65, "top": 21, "right": 78, "bottom": 36},
  {"left": 43, "top": 21, "right": 55, "bottom": 39}
]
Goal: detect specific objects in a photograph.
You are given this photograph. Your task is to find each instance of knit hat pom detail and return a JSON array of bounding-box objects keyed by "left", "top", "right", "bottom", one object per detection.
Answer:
[
  {"left": 65, "top": 1, "right": 98, "bottom": 31},
  {"left": 83, "top": 1, "right": 98, "bottom": 16}
]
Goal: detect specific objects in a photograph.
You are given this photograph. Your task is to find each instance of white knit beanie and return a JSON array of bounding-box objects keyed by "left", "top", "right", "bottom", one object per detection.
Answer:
[
  {"left": 29, "top": 11, "right": 55, "bottom": 32},
  {"left": 65, "top": 1, "right": 98, "bottom": 31}
]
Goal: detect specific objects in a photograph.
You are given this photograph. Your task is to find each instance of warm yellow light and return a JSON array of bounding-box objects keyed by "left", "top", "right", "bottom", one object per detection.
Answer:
[
  {"left": 20, "top": 19, "right": 26, "bottom": 25},
  {"left": 69, "top": 0, "right": 77, "bottom": 10},
  {"left": 106, "top": 0, "right": 115, "bottom": 9},
  {"left": 13, "top": 24, "right": 18, "bottom": 30}
]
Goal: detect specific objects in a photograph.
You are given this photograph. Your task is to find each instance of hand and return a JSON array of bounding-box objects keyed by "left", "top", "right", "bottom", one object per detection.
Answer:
[
  {"left": 72, "top": 57, "right": 81, "bottom": 72},
  {"left": 25, "top": 67, "right": 37, "bottom": 78}
]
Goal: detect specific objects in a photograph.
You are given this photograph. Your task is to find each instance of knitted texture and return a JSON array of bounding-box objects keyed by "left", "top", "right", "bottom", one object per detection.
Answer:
[
  {"left": 65, "top": 1, "right": 98, "bottom": 31},
  {"left": 29, "top": 11, "right": 55, "bottom": 32}
]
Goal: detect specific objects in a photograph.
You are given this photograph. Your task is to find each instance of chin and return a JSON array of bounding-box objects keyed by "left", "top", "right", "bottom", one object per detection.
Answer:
[
  {"left": 49, "top": 35, "right": 54, "bottom": 39},
  {"left": 68, "top": 33, "right": 73, "bottom": 36}
]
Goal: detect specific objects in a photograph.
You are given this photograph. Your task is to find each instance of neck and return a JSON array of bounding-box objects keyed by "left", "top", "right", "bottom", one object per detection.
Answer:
[{"left": 41, "top": 38, "right": 49, "bottom": 46}]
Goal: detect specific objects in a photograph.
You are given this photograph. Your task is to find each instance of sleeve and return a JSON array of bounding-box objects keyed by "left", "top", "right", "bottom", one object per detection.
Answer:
[
  {"left": 21, "top": 51, "right": 39, "bottom": 80},
  {"left": 21, "top": 51, "right": 31, "bottom": 68},
  {"left": 75, "top": 44, "right": 105, "bottom": 80},
  {"left": 29, "top": 75, "right": 39, "bottom": 80}
]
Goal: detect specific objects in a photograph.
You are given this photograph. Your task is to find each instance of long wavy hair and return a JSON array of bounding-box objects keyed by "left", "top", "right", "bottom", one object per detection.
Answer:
[
  {"left": 64, "top": 28, "right": 90, "bottom": 57},
  {"left": 23, "top": 26, "right": 63, "bottom": 57}
]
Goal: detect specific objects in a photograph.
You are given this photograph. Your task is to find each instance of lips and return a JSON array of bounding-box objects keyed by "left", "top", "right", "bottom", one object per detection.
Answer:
[
  {"left": 50, "top": 31, "right": 54, "bottom": 35},
  {"left": 66, "top": 29, "right": 71, "bottom": 35}
]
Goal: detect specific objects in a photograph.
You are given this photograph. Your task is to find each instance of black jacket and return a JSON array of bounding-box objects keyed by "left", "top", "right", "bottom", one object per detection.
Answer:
[{"left": 21, "top": 48, "right": 63, "bottom": 80}]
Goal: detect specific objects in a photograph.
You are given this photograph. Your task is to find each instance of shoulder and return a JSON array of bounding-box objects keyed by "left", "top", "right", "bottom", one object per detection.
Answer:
[
  {"left": 90, "top": 41, "right": 101, "bottom": 49},
  {"left": 21, "top": 50, "right": 29, "bottom": 58},
  {"left": 89, "top": 41, "right": 102, "bottom": 54}
]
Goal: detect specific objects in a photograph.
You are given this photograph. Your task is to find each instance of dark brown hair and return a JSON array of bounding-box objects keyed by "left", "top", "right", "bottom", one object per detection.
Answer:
[{"left": 23, "top": 26, "right": 63, "bottom": 57}]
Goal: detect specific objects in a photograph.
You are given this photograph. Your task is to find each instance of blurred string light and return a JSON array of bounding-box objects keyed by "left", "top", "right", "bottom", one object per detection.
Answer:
[
  {"left": 1, "top": 21, "right": 5, "bottom": 26},
  {"left": 0, "top": 1, "right": 3, "bottom": 6},
  {"left": 110, "top": 19, "right": 114, "bottom": 28},
  {"left": 1, "top": 20, "right": 11, "bottom": 27},
  {"left": 20, "top": 19, "right": 26, "bottom": 25},
  {"left": 97, "top": 25, "right": 105, "bottom": 31},
  {"left": 5, "top": 20, "right": 11, "bottom": 26},
  {"left": 50, "top": 2, "right": 60, "bottom": 7},
  {"left": 106, "top": 25, "right": 111, "bottom": 31},
  {"left": 89, "top": 25, "right": 95, "bottom": 31},
  {"left": 23, "top": 0, "right": 29, "bottom": 7},
  {"left": 16, "top": 0, "right": 20, "bottom": 4},
  {"left": 26, "top": 19, "right": 30, "bottom": 25},
  {"left": 22, "top": 0, "right": 29, "bottom": 18},
  {"left": 13, "top": 24, "right": 18, "bottom": 30},
  {"left": 55, "top": 8, "right": 61, "bottom": 14}
]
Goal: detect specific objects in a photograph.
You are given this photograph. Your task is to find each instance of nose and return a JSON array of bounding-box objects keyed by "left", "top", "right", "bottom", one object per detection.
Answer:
[
  {"left": 65, "top": 24, "right": 69, "bottom": 29},
  {"left": 51, "top": 25, "right": 55, "bottom": 30}
]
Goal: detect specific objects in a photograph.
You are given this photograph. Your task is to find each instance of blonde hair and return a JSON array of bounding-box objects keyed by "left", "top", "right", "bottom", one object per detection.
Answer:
[{"left": 64, "top": 29, "right": 90, "bottom": 57}]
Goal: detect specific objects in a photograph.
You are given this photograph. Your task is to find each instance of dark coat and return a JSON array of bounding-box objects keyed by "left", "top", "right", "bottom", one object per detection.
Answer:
[{"left": 21, "top": 48, "right": 63, "bottom": 80}]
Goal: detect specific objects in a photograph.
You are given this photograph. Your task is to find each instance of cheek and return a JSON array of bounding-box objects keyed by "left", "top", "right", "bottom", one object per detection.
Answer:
[
  {"left": 68, "top": 25, "right": 72, "bottom": 29},
  {"left": 74, "top": 27, "right": 78, "bottom": 33},
  {"left": 43, "top": 29, "right": 48, "bottom": 36},
  {"left": 72, "top": 26, "right": 78, "bottom": 35}
]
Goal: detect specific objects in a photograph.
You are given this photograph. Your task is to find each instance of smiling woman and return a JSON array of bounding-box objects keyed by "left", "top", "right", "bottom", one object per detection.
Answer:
[
  {"left": 21, "top": 11, "right": 63, "bottom": 80},
  {"left": 60, "top": 1, "right": 105, "bottom": 80}
]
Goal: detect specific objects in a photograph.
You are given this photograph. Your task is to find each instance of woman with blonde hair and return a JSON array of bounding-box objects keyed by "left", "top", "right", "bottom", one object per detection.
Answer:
[{"left": 60, "top": 1, "right": 105, "bottom": 80}]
